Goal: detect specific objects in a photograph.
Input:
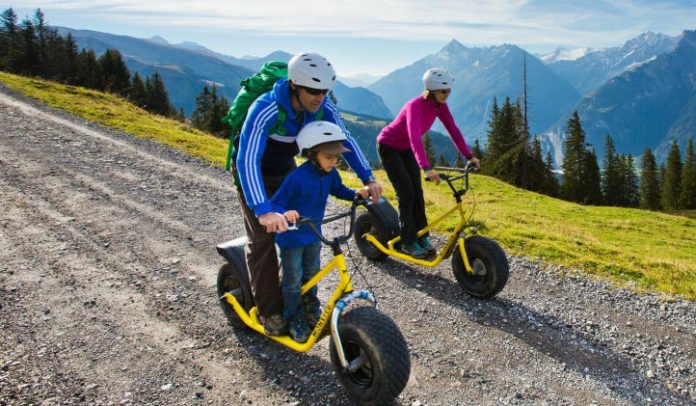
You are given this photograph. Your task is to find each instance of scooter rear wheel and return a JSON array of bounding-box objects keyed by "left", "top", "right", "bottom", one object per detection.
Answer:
[
  {"left": 452, "top": 235, "right": 509, "bottom": 298},
  {"left": 216, "top": 261, "right": 254, "bottom": 329},
  {"left": 329, "top": 306, "right": 410, "bottom": 405},
  {"left": 354, "top": 212, "right": 389, "bottom": 260}
]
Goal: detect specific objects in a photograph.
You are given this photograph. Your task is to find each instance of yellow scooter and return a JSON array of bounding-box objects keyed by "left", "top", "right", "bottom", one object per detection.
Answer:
[
  {"left": 216, "top": 199, "right": 410, "bottom": 405},
  {"left": 354, "top": 164, "right": 509, "bottom": 298}
]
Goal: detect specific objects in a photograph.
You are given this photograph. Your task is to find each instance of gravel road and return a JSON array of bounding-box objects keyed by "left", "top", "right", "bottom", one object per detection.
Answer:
[{"left": 1, "top": 84, "right": 694, "bottom": 405}]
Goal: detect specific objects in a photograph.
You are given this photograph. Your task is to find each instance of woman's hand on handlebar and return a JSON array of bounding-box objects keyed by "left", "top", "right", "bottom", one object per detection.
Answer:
[{"left": 425, "top": 168, "right": 441, "bottom": 185}]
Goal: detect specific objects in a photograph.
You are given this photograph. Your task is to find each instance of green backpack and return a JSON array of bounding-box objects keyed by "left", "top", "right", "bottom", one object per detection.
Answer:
[
  {"left": 221, "top": 61, "right": 288, "bottom": 171},
  {"left": 221, "top": 61, "right": 326, "bottom": 173}
]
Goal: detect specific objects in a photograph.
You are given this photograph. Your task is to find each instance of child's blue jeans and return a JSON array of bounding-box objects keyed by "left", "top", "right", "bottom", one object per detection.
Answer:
[{"left": 280, "top": 241, "right": 322, "bottom": 321}]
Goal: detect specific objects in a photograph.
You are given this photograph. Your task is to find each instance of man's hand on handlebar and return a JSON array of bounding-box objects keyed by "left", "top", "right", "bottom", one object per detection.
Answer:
[
  {"left": 365, "top": 180, "right": 382, "bottom": 203},
  {"left": 468, "top": 156, "right": 481, "bottom": 170},
  {"left": 356, "top": 186, "right": 370, "bottom": 201},
  {"left": 258, "top": 212, "right": 289, "bottom": 233}
]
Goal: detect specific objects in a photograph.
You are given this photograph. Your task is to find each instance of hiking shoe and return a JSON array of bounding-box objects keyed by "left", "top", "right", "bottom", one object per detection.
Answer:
[
  {"left": 417, "top": 236, "right": 436, "bottom": 256},
  {"left": 261, "top": 313, "right": 289, "bottom": 336},
  {"left": 289, "top": 318, "right": 311, "bottom": 343},
  {"left": 401, "top": 242, "right": 428, "bottom": 259}
]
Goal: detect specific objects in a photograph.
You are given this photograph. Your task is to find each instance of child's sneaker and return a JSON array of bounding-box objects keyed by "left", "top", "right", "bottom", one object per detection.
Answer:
[
  {"left": 401, "top": 242, "right": 428, "bottom": 259},
  {"left": 305, "top": 308, "right": 322, "bottom": 329},
  {"left": 289, "top": 318, "right": 311, "bottom": 343},
  {"left": 417, "top": 236, "right": 436, "bottom": 256}
]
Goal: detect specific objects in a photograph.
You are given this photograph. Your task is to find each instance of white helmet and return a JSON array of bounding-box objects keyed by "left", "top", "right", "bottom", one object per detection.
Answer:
[
  {"left": 423, "top": 68, "right": 454, "bottom": 91},
  {"left": 288, "top": 52, "right": 337, "bottom": 90},
  {"left": 296, "top": 121, "right": 349, "bottom": 155}
]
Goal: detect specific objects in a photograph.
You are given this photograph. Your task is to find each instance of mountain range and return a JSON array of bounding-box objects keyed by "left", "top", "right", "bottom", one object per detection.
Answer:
[{"left": 59, "top": 27, "right": 696, "bottom": 166}]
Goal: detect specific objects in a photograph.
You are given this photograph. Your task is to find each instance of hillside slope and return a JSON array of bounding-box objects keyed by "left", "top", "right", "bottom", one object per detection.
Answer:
[{"left": 1, "top": 75, "right": 695, "bottom": 405}]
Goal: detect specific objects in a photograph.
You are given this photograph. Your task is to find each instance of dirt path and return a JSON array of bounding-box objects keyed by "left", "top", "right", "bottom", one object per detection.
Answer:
[{"left": 1, "top": 86, "right": 694, "bottom": 405}]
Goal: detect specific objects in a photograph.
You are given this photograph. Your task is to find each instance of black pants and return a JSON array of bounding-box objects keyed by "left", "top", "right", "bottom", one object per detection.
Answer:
[
  {"left": 234, "top": 172, "right": 288, "bottom": 319},
  {"left": 377, "top": 143, "right": 428, "bottom": 245}
]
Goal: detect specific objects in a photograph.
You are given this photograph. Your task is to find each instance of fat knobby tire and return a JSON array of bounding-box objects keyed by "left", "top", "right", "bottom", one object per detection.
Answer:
[
  {"left": 452, "top": 235, "right": 509, "bottom": 298},
  {"left": 329, "top": 306, "right": 410, "bottom": 405}
]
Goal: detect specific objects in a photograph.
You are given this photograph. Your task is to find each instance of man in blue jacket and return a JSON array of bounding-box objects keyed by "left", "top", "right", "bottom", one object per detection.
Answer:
[{"left": 234, "top": 52, "right": 382, "bottom": 335}]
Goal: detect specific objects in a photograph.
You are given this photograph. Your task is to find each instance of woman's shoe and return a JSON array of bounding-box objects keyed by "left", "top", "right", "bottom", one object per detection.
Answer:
[
  {"left": 401, "top": 243, "right": 428, "bottom": 259},
  {"left": 417, "top": 236, "right": 436, "bottom": 256}
]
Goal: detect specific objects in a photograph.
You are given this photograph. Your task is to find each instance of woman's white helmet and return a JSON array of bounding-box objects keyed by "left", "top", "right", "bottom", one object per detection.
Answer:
[
  {"left": 423, "top": 68, "right": 454, "bottom": 91},
  {"left": 296, "top": 121, "right": 349, "bottom": 155},
  {"left": 288, "top": 52, "right": 337, "bottom": 90}
]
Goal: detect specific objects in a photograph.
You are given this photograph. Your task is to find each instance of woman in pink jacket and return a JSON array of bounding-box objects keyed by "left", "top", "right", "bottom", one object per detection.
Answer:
[{"left": 377, "top": 68, "right": 481, "bottom": 259}]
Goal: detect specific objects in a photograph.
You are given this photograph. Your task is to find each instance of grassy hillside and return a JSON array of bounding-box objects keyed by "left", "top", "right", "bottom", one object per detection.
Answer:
[{"left": 2, "top": 72, "right": 694, "bottom": 300}]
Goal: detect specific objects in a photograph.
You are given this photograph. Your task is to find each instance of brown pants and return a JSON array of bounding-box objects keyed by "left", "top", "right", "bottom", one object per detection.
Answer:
[{"left": 234, "top": 174, "right": 288, "bottom": 319}]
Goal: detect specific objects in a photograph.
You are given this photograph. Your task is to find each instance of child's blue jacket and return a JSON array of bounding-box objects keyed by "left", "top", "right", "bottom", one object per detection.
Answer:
[{"left": 271, "top": 161, "right": 355, "bottom": 249}]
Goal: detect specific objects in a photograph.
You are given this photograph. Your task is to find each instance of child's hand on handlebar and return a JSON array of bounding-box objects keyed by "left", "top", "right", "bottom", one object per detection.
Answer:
[
  {"left": 425, "top": 169, "right": 441, "bottom": 185},
  {"left": 283, "top": 210, "right": 299, "bottom": 223}
]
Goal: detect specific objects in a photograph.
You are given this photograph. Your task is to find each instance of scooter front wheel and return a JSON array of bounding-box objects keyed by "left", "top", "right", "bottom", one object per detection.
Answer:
[
  {"left": 329, "top": 306, "right": 410, "bottom": 405},
  {"left": 216, "top": 262, "right": 254, "bottom": 329},
  {"left": 452, "top": 235, "right": 509, "bottom": 298}
]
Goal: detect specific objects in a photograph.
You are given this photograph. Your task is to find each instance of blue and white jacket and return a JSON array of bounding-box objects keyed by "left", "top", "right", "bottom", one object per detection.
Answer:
[
  {"left": 236, "top": 78, "right": 373, "bottom": 217},
  {"left": 270, "top": 161, "right": 355, "bottom": 249}
]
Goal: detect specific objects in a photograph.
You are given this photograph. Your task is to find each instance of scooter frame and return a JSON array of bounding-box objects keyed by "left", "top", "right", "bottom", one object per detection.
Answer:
[
  {"left": 219, "top": 201, "right": 378, "bottom": 366},
  {"left": 362, "top": 164, "right": 478, "bottom": 270}
]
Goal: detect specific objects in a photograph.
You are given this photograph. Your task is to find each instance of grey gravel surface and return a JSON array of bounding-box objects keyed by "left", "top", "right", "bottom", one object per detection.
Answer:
[{"left": 0, "top": 84, "right": 694, "bottom": 405}]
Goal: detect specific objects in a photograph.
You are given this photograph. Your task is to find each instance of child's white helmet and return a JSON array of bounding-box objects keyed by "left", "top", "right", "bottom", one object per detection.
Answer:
[
  {"left": 423, "top": 68, "right": 454, "bottom": 91},
  {"left": 296, "top": 121, "right": 349, "bottom": 155},
  {"left": 288, "top": 52, "right": 337, "bottom": 90}
]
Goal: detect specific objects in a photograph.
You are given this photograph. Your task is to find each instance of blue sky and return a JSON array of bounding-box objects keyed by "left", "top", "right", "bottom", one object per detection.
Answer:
[{"left": 6, "top": 0, "right": 696, "bottom": 76}]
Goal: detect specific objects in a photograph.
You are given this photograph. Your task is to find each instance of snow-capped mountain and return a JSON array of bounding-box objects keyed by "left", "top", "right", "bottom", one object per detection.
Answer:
[
  {"left": 544, "top": 32, "right": 679, "bottom": 94},
  {"left": 543, "top": 30, "right": 696, "bottom": 164},
  {"left": 369, "top": 39, "right": 580, "bottom": 143},
  {"left": 537, "top": 47, "right": 593, "bottom": 63}
]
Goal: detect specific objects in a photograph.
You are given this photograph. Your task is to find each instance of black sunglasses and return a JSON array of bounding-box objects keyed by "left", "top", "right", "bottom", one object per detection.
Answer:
[{"left": 301, "top": 86, "right": 329, "bottom": 96}]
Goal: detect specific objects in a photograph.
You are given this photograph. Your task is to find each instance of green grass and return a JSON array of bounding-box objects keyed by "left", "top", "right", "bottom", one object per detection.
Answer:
[{"left": 2, "top": 72, "right": 695, "bottom": 300}]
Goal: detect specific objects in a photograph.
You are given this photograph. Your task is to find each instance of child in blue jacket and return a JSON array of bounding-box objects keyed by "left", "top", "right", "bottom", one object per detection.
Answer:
[{"left": 271, "top": 121, "right": 370, "bottom": 342}]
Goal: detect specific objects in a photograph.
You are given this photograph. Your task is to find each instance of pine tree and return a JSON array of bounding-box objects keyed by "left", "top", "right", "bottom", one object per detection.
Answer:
[
  {"left": 98, "top": 49, "right": 130, "bottom": 95},
  {"left": 437, "top": 154, "right": 448, "bottom": 167},
  {"left": 75, "top": 49, "right": 101, "bottom": 89},
  {"left": 639, "top": 147, "right": 661, "bottom": 210},
  {"left": 471, "top": 138, "right": 483, "bottom": 160},
  {"left": 561, "top": 112, "right": 586, "bottom": 203},
  {"left": 423, "top": 132, "right": 436, "bottom": 165},
  {"left": 145, "top": 72, "right": 174, "bottom": 116},
  {"left": 177, "top": 108, "right": 186, "bottom": 123},
  {"left": 602, "top": 134, "right": 622, "bottom": 206},
  {"left": 191, "top": 84, "right": 212, "bottom": 130},
  {"left": 543, "top": 151, "right": 560, "bottom": 197},
  {"left": 18, "top": 17, "right": 39, "bottom": 75},
  {"left": 32, "top": 9, "right": 48, "bottom": 76},
  {"left": 679, "top": 138, "right": 696, "bottom": 209},
  {"left": 129, "top": 72, "right": 147, "bottom": 108},
  {"left": 661, "top": 141, "right": 682, "bottom": 210},
  {"left": 583, "top": 148, "right": 602, "bottom": 205},
  {"left": 0, "top": 8, "right": 18, "bottom": 70},
  {"left": 621, "top": 154, "right": 639, "bottom": 207}
]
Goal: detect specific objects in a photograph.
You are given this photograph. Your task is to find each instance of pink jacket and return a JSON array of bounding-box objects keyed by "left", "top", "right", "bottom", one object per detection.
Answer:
[{"left": 377, "top": 96, "right": 473, "bottom": 169}]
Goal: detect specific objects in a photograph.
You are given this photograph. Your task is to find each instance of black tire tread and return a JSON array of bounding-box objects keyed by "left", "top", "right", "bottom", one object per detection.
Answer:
[
  {"left": 330, "top": 306, "right": 410, "bottom": 405},
  {"left": 452, "top": 235, "right": 509, "bottom": 298}
]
